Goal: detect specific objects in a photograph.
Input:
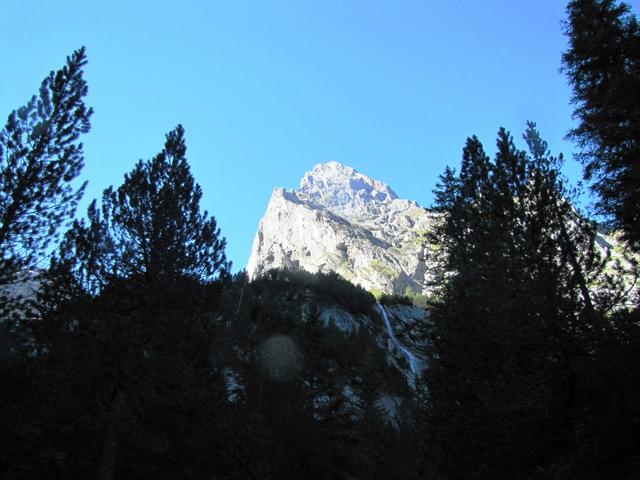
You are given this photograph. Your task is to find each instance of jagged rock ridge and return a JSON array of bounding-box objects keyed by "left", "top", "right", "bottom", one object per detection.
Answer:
[{"left": 247, "top": 161, "right": 435, "bottom": 295}]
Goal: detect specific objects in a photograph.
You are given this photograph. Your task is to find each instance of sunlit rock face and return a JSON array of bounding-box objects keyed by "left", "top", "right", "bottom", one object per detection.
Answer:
[{"left": 247, "top": 161, "right": 435, "bottom": 295}]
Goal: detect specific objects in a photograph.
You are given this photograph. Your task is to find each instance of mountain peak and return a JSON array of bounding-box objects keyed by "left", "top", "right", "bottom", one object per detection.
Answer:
[
  {"left": 247, "top": 160, "right": 433, "bottom": 293},
  {"left": 299, "top": 161, "right": 398, "bottom": 215}
]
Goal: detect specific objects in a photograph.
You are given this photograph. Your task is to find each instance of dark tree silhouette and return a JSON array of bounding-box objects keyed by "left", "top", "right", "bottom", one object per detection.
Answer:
[
  {"left": 0, "top": 47, "right": 91, "bottom": 313},
  {"left": 562, "top": 0, "right": 640, "bottom": 249},
  {"left": 61, "top": 124, "right": 230, "bottom": 290},
  {"left": 57, "top": 125, "right": 231, "bottom": 479},
  {"left": 0, "top": 126, "right": 233, "bottom": 480},
  {"left": 422, "top": 124, "right": 614, "bottom": 479}
]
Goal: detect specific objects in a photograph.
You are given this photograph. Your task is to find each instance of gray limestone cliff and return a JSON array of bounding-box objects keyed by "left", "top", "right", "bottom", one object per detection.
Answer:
[{"left": 247, "top": 161, "right": 435, "bottom": 295}]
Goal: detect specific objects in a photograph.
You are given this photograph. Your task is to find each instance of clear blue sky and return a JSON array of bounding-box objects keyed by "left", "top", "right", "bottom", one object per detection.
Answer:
[{"left": 3, "top": 1, "right": 637, "bottom": 271}]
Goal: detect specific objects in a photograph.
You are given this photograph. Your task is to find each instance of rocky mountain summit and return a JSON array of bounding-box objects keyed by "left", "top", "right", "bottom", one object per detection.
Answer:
[{"left": 247, "top": 161, "right": 435, "bottom": 295}]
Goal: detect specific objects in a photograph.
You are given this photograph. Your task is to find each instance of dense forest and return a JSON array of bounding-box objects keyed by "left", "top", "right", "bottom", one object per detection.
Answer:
[{"left": 1, "top": 1, "right": 639, "bottom": 479}]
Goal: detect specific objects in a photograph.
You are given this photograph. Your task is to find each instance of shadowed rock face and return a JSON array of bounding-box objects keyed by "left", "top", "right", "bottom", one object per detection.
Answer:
[{"left": 247, "top": 161, "right": 437, "bottom": 295}]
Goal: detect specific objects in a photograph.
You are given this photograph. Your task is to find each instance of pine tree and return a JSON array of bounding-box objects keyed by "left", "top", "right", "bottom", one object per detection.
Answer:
[
  {"left": 8, "top": 126, "right": 233, "bottom": 479},
  {"left": 60, "top": 124, "right": 230, "bottom": 290},
  {"left": 562, "top": 0, "right": 640, "bottom": 249},
  {"left": 0, "top": 47, "right": 91, "bottom": 313}
]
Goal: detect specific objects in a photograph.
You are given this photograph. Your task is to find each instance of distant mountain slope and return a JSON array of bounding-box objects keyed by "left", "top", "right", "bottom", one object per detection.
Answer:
[{"left": 218, "top": 270, "right": 427, "bottom": 428}]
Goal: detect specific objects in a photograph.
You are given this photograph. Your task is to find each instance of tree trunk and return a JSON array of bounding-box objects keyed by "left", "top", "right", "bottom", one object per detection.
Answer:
[{"left": 96, "top": 388, "right": 124, "bottom": 480}]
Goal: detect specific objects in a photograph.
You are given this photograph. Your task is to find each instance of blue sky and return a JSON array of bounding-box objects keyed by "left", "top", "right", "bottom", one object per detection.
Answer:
[{"left": 3, "top": 1, "right": 637, "bottom": 271}]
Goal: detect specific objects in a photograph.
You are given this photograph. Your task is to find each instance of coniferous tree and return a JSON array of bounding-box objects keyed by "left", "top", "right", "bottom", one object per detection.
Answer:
[
  {"left": 562, "top": 5, "right": 640, "bottom": 473},
  {"left": 60, "top": 124, "right": 230, "bottom": 290},
  {"left": 2, "top": 126, "right": 232, "bottom": 480},
  {"left": 422, "top": 124, "right": 614, "bottom": 479},
  {"left": 67, "top": 126, "right": 229, "bottom": 480},
  {"left": 0, "top": 47, "right": 91, "bottom": 315},
  {"left": 562, "top": 0, "right": 640, "bottom": 249}
]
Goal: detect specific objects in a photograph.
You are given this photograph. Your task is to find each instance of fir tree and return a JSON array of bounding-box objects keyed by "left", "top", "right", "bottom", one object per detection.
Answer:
[
  {"left": 422, "top": 124, "right": 613, "bottom": 479},
  {"left": 562, "top": 0, "right": 640, "bottom": 249}
]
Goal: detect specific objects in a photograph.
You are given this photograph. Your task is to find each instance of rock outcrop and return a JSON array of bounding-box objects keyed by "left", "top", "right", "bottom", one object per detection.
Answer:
[{"left": 247, "top": 161, "right": 435, "bottom": 295}]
